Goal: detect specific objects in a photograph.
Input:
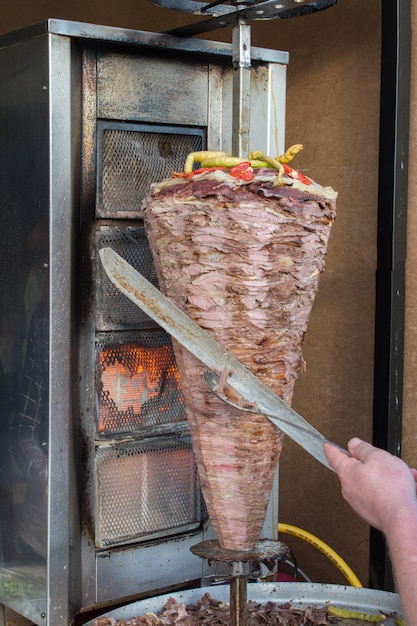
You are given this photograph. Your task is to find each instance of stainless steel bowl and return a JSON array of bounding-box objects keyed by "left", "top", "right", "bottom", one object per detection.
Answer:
[{"left": 84, "top": 582, "right": 403, "bottom": 625}]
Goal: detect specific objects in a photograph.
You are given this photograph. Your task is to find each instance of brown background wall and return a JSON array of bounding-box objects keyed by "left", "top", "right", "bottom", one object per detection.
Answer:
[
  {"left": 0, "top": 0, "right": 382, "bottom": 587},
  {"left": 259, "top": 2, "right": 381, "bottom": 588}
]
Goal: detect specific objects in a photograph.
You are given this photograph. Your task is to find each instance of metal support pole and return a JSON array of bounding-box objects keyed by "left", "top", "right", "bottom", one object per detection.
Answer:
[
  {"left": 232, "top": 18, "right": 251, "bottom": 158},
  {"left": 371, "top": 0, "right": 411, "bottom": 592},
  {"left": 229, "top": 561, "right": 250, "bottom": 626}
]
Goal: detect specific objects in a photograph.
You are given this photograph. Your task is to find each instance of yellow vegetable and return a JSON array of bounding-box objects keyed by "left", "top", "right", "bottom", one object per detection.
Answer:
[
  {"left": 277, "top": 143, "right": 304, "bottom": 164},
  {"left": 395, "top": 618, "right": 407, "bottom": 626},
  {"left": 327, "top": 605, "right": 387, "bottom": 622},
  {"left": 184, "top": 151, "right": 230, "bottom": 173},
  {"left": 258, "top": 154, "right": 285, "bottom": 172},
  {"left": 182, "top": 145, "right": 303, "bottom": 187},
  {"left": 200, "top": 156, "right": 269, "bottom": 169},
  {"left": 249, "top": 153, "right": 285, "bottom": 184},
  {"left": 200, "top": 156, "right": 246, "bottom": 168}
]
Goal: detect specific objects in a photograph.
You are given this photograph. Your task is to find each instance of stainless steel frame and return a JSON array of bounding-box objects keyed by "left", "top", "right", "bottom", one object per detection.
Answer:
[{"left": 0, "top": 19, "right": 287, "bottom": 625}]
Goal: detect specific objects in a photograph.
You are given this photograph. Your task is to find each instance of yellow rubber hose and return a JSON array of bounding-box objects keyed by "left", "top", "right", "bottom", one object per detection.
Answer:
[{"left": 278, "top": 523, "right": 363, "bottom": 588}]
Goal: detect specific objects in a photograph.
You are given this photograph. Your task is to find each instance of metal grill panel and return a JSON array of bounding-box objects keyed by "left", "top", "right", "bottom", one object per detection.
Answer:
[
  {"left": 96, "top": 437, "right": 206, "bottom": 547},
  {"left": 96, "top": 226, "right": 159, "bottom": 330},
  {"left": 96, "top": 330, "right": 185, "bottom": 435},
  {"left": 97, "top": 122, "right": 204, "bottom": 218}
]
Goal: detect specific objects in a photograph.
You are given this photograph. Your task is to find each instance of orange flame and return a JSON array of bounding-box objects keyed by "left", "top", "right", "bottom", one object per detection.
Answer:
[{"left": 98, "top": 343, "right": 182, "bottom": 432}]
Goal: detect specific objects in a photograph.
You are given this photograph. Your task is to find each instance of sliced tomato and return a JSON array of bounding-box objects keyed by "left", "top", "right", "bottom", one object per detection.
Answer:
[
  {"left": 173, "top": 162, "right": 254, "bottom": 181},
  {"left": 230, "top": 161, "right": 255, "bottom": 181},
  {"left": 282, "top": 163, "right": 311, "bottom": 185},
  {"left": 191, "top": 166, "right": 228, "bottom": 176}
]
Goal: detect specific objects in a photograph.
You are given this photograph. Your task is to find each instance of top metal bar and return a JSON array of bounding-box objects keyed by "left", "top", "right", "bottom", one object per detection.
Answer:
[{"left": 0, "top": 18, "right": 289, "bottom": 64}]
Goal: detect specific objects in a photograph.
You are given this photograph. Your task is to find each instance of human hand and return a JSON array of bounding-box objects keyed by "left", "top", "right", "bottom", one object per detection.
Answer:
[{"left": 324, "top": 438, "right": 417, "bottom": 535}]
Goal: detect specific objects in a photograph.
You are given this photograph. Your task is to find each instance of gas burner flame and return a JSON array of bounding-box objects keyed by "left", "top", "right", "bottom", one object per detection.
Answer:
[{"left": 98, "top": 343, "right": 183, "bottom": 433}]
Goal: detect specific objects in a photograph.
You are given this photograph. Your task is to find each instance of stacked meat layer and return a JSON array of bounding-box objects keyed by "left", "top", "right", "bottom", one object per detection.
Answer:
[{"left": 143, "top": 168, "right": 336, "bottom": 551}]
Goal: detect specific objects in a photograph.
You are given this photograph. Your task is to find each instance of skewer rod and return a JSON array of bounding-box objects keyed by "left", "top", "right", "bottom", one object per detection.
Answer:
[
  {"left": 232, "top": 18, "right": 251, "bottom": 158},
  {"left": 229, "top": 569, "right": 248, "bottom": 626}
]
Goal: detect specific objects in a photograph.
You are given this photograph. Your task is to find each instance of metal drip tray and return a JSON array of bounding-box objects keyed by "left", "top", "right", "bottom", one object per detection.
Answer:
[{"left": 85, "top": 582, "right": 403, "bottom": 625}]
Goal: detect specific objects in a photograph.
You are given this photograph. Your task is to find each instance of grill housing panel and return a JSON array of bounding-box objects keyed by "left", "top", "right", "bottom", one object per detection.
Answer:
[
  {"left": 96, "top": 436, "right": 206, "bottom": 548},
  {"left": 96, "top": 122, "right": 204, "bottom": 219},
  {"left": 96, "top": 226, "right": 158, "bottom": 330},
  {"left": 95, "top": 330, "right": 185, "bottom": 435}
]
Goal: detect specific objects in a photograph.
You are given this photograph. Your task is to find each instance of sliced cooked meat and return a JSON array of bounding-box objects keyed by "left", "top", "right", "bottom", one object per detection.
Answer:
[
  {"left": 142, "top": 168, "right": 336, "bottom": 551},
  {"left": 94, "top": 593, "right": 340, "bottom": 626}
]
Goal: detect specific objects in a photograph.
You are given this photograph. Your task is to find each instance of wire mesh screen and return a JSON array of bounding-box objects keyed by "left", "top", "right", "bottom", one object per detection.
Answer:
[
  {"left": 96, "top": 226, "right": 159, "bottom": 330},
  {"left": 96, "top": 122, "right": 204, "bottom": 219},
  {"left": 93, "top": 123, "right": 208, "bottom": 550},
  {"left": 96, "top": 330, "right": 185, "bottom": 435},
  {"left": 96, "top": 436, "right": 206, "bottom": 547}
]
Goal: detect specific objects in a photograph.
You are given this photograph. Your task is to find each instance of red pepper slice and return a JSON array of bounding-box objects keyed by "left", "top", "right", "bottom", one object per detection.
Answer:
[
  {"left": 282, "top": 163, "right": 311, "bottom": 185},
  {"left": 172, "top": 166, "right": 228, "bottom": 178},
  {"left": 173, "top": 163, "right": 255, "bottom": 181},
  {"left": 192, "top": 166, "right": 228, "bottom": 176},
  {"left": 230, "top": 161, "right": 255, "bottom": 181}
]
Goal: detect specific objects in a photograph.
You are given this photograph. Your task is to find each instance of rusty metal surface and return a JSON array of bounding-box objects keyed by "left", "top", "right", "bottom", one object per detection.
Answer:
[{"left": 97, "top": 53, "right": 209, "bottom": 125}]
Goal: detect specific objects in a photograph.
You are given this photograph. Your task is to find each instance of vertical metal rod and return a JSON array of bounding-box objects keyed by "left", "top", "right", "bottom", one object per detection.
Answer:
[
  {"left": 371, "top": 0, "right": 411, "bottom": 592},
  {"left": 232, "top": 18, "right": 251, "bottom": 158},
  {"left": 229, "top": 575, "right": 247, "bottom": 626}
]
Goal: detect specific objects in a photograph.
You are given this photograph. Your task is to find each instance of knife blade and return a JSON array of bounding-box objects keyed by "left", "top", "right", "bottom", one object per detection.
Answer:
[{"left": 99, "top": 246, "right": 346, "bottom": 470}]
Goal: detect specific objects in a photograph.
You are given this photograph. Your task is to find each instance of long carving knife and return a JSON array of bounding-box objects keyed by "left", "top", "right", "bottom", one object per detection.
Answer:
[{"left": 99, "top": 247, "right": 348, "bottom": 470}]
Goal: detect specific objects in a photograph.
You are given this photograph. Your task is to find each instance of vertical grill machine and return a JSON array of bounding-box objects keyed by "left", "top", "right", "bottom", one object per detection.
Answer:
[{"left": 0, "top": 2, "right": 335, "bottom": 623}]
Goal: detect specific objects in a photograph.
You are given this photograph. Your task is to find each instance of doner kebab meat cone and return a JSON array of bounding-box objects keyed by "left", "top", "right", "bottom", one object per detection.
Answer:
[{"left": 142, "top": 148, "right": 337, "bottom": 551}]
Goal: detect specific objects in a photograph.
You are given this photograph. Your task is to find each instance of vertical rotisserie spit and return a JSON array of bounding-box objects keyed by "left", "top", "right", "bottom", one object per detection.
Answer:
[{"left": 142, "top": 152, "right": 337, "bottom": 551}]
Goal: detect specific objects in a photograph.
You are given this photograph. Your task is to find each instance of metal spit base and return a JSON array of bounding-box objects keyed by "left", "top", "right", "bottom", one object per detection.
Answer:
[{"left": 191, "top": 539, "right": 290, "bottom": 626}]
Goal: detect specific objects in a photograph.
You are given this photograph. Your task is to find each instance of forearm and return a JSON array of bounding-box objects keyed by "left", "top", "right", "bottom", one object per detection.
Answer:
[
  {"left": 384, "top": 505, "right": 417, "bottom": 626},
  {"left": 324, "top": 439, "right": 417, "bottom": 623}
]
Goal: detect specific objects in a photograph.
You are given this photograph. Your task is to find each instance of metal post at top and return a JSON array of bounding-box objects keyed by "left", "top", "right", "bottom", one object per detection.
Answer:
[
  {"left": 232, "top": 18, "right": 252, "bottom": 158},
  {"left": 160, "top": 0, "right": 337, "bottom": 159}
]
